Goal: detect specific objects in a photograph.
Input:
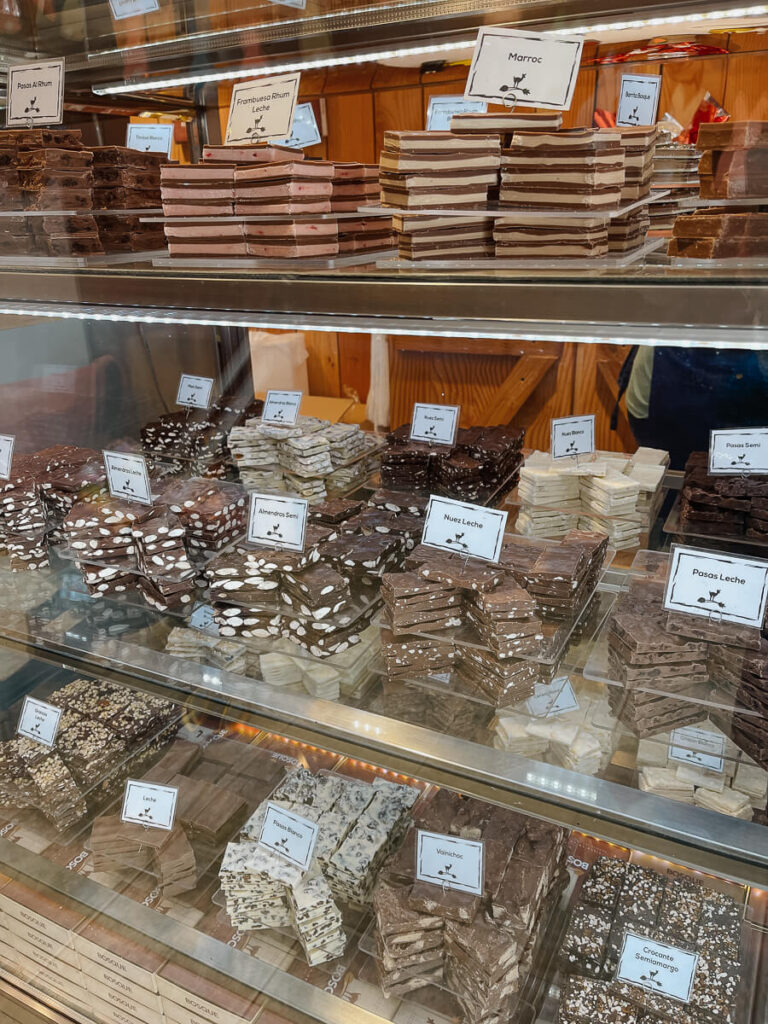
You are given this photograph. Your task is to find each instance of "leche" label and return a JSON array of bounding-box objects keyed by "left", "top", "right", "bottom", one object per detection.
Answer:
[
  {"left": 248, "top": 492, "right": 308, "bottom": 551},
  {"left": 668, "top": 726, "right": 726, "bottom": 773},
  {"left": 551, "top": 415, "right": 595, "bottom": 459},
  {"left": 663, "top": 543, "right": 768, "bottom": 629},
  {"left": 6, "top": 59, "right": 65, "bottom": 127},
  {"left": 417, "top": 830, "right": 484, "bottom": 895},
  {"left": 709, "top": 427, "right": 768, "bottom": 475},
  {"left": 262, "top": 389, "right": 302, "bottom": 425},
  {"left": 422, "top": 496, "right": 507, "bottom": 562},
  {"left": 617, "top": 932, "right": 699, "bottom": 1002},
  {"left": 0, "top": 434, "right": 14, "bottom": 480},
  {"left": 225, "top": 73, "right": 300, "bottom": 146},
  {"left": 121, "top": 780, "right": 178, "bottom": 831},
  {"left": 410, "top": 403, "right": 460, "bottom": 446},
  {"left": 526, "top": 677, "right": 579, "bottom": 718},
  {"left": 176, "top": 374, "right": 214, "bottom": 409},
  {"left": 259, "top": 801, "right": 318, "bottom": 870},
  {"left": 103, "top": 451, "right": 153, "bottom": 506},
  {"left": 17, "top": 697, "right": 62, "bottom": 747},
  {"left": 464, "top": 27, "right": 583, "bottom": 110}
]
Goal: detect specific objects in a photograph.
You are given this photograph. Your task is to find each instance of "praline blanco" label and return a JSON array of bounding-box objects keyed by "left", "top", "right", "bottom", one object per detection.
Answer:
[
  {"left": 103, "top": 450, "right": 153, "bottom": 506},
  {"left": 464, "top": 28, "right": 583, "bottom": 110},
  {"left": 663, "top": 543, "right": 768, "bottom": 629},
  {"left": 416, "top": 830, "right": 484, "bottom": 895},
  {"left": 6, "top": 59, "right": 65, "bottom": 127},
  {"left": 109, "top": 0, "right": 159, "bottom": 19},
  {"left": 17, "top": 697, "right": 62, "bottom": 748},
  {"left": 176, "top": 374, "right": 214, "bottom": 409},
  {"left": 668, "top": 726, "right": 726, "bottom": 773},
  {"left": 709, "top": 427, "right": 768, "bottom": 475},
  {"left": 616, "top": 932, "right": 699, "bottom": 1003},
  {"left": 126, "top": 122, "right": 173, "bottom": 154},
  {"left": 616, "top": 73, "right": 662, "bottom": 127},
  {"left": 248, "top": 492, "right": 308, "bottom": 551},
  {"left": 225, "top": 73, "right": 300, "bottom": 146},
  {"left": 259, "top": 801, "right": 318, "bottom": 870},
  {"left": 121, "top": 780, "right": 178, "bottom": 831},
  {"left": 410, "top": 403, "right": 460, "bottom": 446},
  {"left": 0, "top": 434, "right": 14, "bottom": 480},
  {"left": 422, "top": 496, "right": 508, "bottom": 562},
  {"left": 526, "top": 677, "right": 579, "bottom": 718},
  {"left": 551, "top": 415, "right": 595, "bottom": 459},
  {"left": 262, "top": 389, "right": 302, "bottom": 425}
]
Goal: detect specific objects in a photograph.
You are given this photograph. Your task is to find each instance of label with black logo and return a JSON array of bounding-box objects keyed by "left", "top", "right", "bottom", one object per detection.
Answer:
[
  {"left": 410, "top": 403, "right": 460, "bottom": 446},
  {"left": 416, "top": 830, "right": 483, "bottom": 895},
  {"left": 261, "top": 389, "right": 302, "bottom": 425},
  {"left": 663, "top": 543, "right": 768, "bottom": 629},
  {"left": 551, "top": 415, "right": 595, "bottom": 459},
  {"left": 248, "top": 492, "right": 308, "bottom": 551},
  {"left": 103, "top": 451, "right": 153, "bottom": 506},
  {"left": 17, "top": 697, "right": 62, "bottom": 747},
  {"left": 259, "top": 802, "right": 318, "bottom": 870},
  {"left": 422, "top": 496, "right": 507, "bottom": 562},
  {"left": 709, "top": 428, "right": 768, "bottom": 475},
  {"left": 121, "top": 780, "right": 177, "bottom": 831},
  {"left": 0, "top": 434, "right": 14, "bottom": 480}
]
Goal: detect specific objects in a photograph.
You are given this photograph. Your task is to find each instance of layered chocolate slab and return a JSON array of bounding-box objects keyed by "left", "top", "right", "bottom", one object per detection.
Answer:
[
  {"left": 669, "top": 208, "right": 768, "bottom": 258},
  {"left": 494, "top": 215, "right": 608, "bottom": 258}
]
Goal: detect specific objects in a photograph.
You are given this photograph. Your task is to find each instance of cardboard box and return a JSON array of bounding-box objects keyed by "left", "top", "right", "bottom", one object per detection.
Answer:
[
  {"left": 5, "top": 916, "right": 81, "bottom": 969},
  {"left": 158, "top": 960, "right": 261, "bottom": 1024},
  {"left": 13, "top": 952, "right": 91, "bottom": 1014},
  {"left": 11, "top": 932, "right": 80, "bottom": 985},
  {"left": 0, "top": 880, "right": 84, "bottom": 947},
  {"left": 74, "top": 917, "right": 164, "bottom": 992},
  {"left": 86, "top": 989, "right": 163, "bottom": 1024},
  {"left": 84, "top": 972, "right": 165, "bottom": 1024},
  {"left": 83, "top": 961, "right": 164, "bottom": 1014}
]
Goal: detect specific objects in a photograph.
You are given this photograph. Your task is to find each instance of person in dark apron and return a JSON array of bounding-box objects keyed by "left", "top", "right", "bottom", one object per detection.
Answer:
[{"left": 616, "top": 346, "right": 768, "bottom": 470}]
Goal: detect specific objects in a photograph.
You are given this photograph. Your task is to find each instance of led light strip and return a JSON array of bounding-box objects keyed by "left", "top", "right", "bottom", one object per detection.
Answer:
[
  {"left": 90, "top": 3, "right": 768, "bottom": 95},
  {"left": 0, "top": 300, "right": 765, "bottom": 350}
]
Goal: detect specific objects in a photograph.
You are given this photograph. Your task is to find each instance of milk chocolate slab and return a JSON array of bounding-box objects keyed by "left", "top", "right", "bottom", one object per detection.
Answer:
[
  {"left": 669, "top": 235, "right": 768, "bottom": 257},
  {"left": 697, "top": 120, "right": 768, "bottom": 150},
  {"left": 91, "top": 146, "right": 165, "bottom": 167},
  {"left": 0, "top": 128, "right": 83, "bottom": 149},
  {"left": 18, "top": 148, "right": 92, "bottom": 169}
]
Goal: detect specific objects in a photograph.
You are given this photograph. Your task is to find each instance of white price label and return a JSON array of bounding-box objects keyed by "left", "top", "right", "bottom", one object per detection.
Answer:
[
  {"left": 176, "top": 374, "right": 214, "bottom": 409},
  {"left": 426, "top": 96, "right": 487, "bottom": 131},
  {"left": 17, "top": 697, "right": 62, "bottom": 748},
  {"left": 551, "top": 415, "right": 595, "bottom": 460},
  {"left": 267, "top": 0, "right": 306, "bottom": 8},
  {"left": 225, "top": 73, "right": 300, "bottom": 147},
  {"left": 663, "top": 543, "right": 768, "bottom": 629},
  {"left": 422, "top": 496, "right": 507, "bottom": 563},
  {"left": 0, "top": 434, "right": 14, "bottom": 480},
  {"left": 103, "top": 450, "right": 153, "bottom": 506},
  {"left": 126, "top": 122, "right": 173, "bottom": 155},
  {"left": 410, "top": 403, "right": 460, "bottom": 446},
  {"left": 6, "top": 59, "right": 65, "bottom": 128},
  {"left": 616, "top": 932, "right": 699, "bottom": 1003},
  {"left": 270, "top": 101, "right": 321, "bottom": 149},
  {"left": 262, "top": 389, "right": 302, "bottom": 425},
  {"left": 616, "top": 74, "right": 662, "bottom": 127},
  {"left": 464, "top": 28, "right": 584, "bottom": 110},
  {"left": 416, "top": 830, "right": 483, "bottom": 895},
  {"left": 121, "top": 780, "right": 178, "bottom": 831},
  {"left": 248, "top": 492, "right": 308, "bottom": 551},
  {"left": 259, "top": 801, "right": 318, "bottom": 870},
  {"left": 709, "top": 427, "right": 768, "bottom": 475},
  {"left": 526, "top": 677, "right": 579, "bottom": 718},
  {"left": 669, "top": 726, "right": 726, "bottom": 773},
  {"left": 109, "top": 0, "right": 159, "bottom": 17}
]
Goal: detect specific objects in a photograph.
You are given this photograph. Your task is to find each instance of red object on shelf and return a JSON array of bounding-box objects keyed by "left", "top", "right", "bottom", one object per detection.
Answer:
[
  {"left": 679, "top": 91, "right": 729, "bottom": 144},
  {"left": 593, "top": 109, "right": 617, "bottom": 128}
]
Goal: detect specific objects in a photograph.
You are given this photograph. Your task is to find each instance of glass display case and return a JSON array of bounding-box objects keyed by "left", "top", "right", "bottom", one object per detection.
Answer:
[{"left": 0, "top": 0, "right": 767, "bottom": 1022}]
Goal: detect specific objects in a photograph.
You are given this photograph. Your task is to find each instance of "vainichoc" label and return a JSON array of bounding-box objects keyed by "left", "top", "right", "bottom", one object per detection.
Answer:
[{"left": 416, "top": 830, "right": 484, "bottom": 895}]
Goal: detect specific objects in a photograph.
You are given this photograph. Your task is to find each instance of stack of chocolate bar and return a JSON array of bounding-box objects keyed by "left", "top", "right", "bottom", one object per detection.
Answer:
[
  {"left": 380, "top": 131, "right": 500, "bottom": 259},
  {"left": 91, "top": 146, "right": 166, "bottom": 252},
  {"left": 558, "top": 856, "right": 744, "bottom": 1024},
  {"left": 697, "top": 120, "right": 768, "bottom": 199},
  {"left": 372, "top": 789, "right": 568, "bottom": 1018},
  {"left": 679, "top": 451, "right": 768, "bottom": 537},
  {"left": 449, "top": 110, "right": 563, "bottom": 147},
  {"left": 616, "top": 125, "right": 658, "bottom": 201},
  {"left": 494, "top": 214, "right": 609, "bottom": 260},
  {"left": 669, "top": 207, "right": 768, "bottom": 260},
  {"left": 334, "top": 163, "right": 395, "bottom": 256},
  {"left": 1, "top": 454, "right": 49, "bottom": 570},
  {"left": 160, "top": 478, "right": 247, "bottom": 554},
  {"left": 650, "top": 140, "right": 701, "bottom": 230},
  {"left": 0, "top": 678, "right": 180, "bottom": 830},
  {"left": 161, "top": 162, "right": 238, "bottom": 256},
  {"left": 0, "top": 127, "right": 104, "bottom": 256},
  {"left": 500, "top": 129, "right": 624, "bottom": 211},
  {"left": 381, "top": 423, "right": 524, "bottom": 501}
]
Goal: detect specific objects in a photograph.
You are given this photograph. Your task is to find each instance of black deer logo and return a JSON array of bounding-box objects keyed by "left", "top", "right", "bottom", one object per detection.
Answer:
[
  {"left": 437, "top": 863, "right": 456, "bottom": 880},
  {"left": 272, "top": 836, "right": 290, "bottom": 852},
  {"left": 500, "top": 73, "right": 530, "bottom": 101},
  {"left": 272, "top": 408, "right": 285, "bottom": 420},
  {"left": 137, "top": 805, "right": 155, "bottom": 822},
  {"left": 445, "top": 532, "right": 468, "bottom": 550},
  {"left": 24, "top": 96, "right": 40, "bottom": 114},
  {"left": 639, "top": 968, "right": 663, "bottom": 989},
  {"left": 731, "top": 453, "right": 750, "bottom": 467},
  {"left": 697, "top": 588, "right": 726, "bottom": 609},
  {"left": 246, "top": 115, "right": 265, "bottom": 136},
  {"left": 266, "top": 523, "right": 283, "bottom": 539},
  {"left": 627, "top": 105, "right": 640, "bottom": 124},
  {"left": 566, "top": 440, "right": 578, "bottom": 454}
]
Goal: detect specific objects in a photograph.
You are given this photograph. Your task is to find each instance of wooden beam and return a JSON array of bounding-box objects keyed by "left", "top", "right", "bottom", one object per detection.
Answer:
[{"left": 484, "top": 353, "right": 558, "bottom": 424}]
